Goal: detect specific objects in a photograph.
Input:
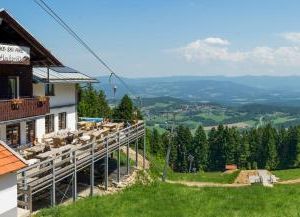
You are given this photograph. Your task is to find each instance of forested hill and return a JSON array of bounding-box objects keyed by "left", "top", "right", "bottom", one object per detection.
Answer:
[{"left": 95, "top": 76, "right": 300, "bottom": 106}]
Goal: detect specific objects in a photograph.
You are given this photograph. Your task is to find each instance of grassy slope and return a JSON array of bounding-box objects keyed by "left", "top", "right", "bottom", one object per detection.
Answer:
[
  {"left": 168, "top": 170, "right": 240, "bottom": 184},
  {"left": 36, "top": 182, "right": 300, "bottom": 217},
  {"left": 148, "top": 154, "right": 239, "bottom": 184},
  {"left": 273, "top": 168, "right": 300, "bottom": 181}
]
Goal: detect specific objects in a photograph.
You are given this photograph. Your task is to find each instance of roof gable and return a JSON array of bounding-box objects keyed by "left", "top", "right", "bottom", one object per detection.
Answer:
[
  {"left": 0, "top": 9, "right": 62, "bottom": 67},
  {"left": 0, "top": 141, "right": 27, "bottom": 175}
]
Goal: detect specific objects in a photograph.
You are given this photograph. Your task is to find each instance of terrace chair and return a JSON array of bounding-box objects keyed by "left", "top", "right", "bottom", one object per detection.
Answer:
[{"left": 52, "top": 137, "right": 66, "bottom": 148}]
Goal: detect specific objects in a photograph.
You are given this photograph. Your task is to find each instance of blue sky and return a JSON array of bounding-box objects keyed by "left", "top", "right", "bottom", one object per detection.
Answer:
[{"left": 2, "top": 0, "right": 300, "bottom": 77}]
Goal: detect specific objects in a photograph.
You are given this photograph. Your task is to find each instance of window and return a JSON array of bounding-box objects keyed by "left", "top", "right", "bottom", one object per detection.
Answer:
[
  {"left": 8, "top": 76, "right": 19, "bottom": 99},
  {"left": 26, "top": 120, "right": 35, "bottom": 144},
  {"left": 45, "top": 83, "right": 55, "bottom": 96},
  {"left": 45, "top": 114, "right": 55, "bottom": 134},
  {"left": 58, "top": 112, "right": 67, "bottom": 130},
  {"left": 6, "top": 124, "right": 20, "bottom": 149}
]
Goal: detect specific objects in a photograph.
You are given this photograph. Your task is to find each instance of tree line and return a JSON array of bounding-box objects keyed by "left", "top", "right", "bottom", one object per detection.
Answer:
[
  {"left": 148, "top": 124, "right": 300, "bottom": 172},
  {"left": 78, "top": 85, "right": 142, "bottom": 123}
]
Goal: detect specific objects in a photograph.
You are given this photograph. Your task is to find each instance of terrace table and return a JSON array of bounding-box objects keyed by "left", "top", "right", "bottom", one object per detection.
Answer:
[
  {"left": 80, "top": 135, "right": 91, "bottom": 141},
  {"left": 36, "top": 144, "right": 74, "bottom": 161},
  {"left": 27, "top": 158, "right": 40, "bottom": 166},
  {"left": 35, "top": 152, "right": 52, "bottom": 161},
  {"left": 103, "top": 123, "right": 118, "bottom": 132},
  {"left": 25, "top": 145, "right": 45, "bottom": 155},
  {"left": 92, "top": 128, "right": 109, "bottom": 139},
  {"left": 69, "top": 130, "right": 83, "bottom": 138}
]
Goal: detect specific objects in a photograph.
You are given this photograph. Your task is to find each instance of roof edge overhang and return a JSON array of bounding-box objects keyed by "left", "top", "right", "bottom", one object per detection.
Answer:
[
  {"left": 0, "top": 140, "right": 28, "bottom": 166},
  {"left": 33, "top": 66, "right": 99, "bottom": 84},
  {"left": 0, "top": 9, "right": 63, "bottom": 67}
]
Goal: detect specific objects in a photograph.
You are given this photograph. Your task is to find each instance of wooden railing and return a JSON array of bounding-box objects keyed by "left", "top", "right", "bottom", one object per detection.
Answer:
[
  {"left": 0, "top": 97, "right": 50, "bottom": 122},
  {"left": 17, "top": 121, "right": 145, "bottom": 211}
]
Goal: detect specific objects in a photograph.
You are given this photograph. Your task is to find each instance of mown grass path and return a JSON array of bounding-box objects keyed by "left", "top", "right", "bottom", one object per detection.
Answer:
[
  {"left": 166, "top": 180, "right": 249, "bottom": 187},
  {"left": 36, "top": 182, "right": 300, "bottom": 217}
]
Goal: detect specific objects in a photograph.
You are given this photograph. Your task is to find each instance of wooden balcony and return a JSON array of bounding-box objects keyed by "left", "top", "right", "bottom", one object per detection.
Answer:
[{"left": 0, "top": 97, "right": 50, "bottom": 122}]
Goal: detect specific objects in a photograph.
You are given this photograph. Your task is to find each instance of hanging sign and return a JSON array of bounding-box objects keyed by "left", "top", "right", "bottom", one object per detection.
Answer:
[{"left": 0, "top": 44, "right": 30, "bottom": 65}]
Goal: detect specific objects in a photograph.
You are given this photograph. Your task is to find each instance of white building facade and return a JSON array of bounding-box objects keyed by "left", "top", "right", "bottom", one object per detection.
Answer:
[
  {"left": 0, "top": 141, "right": 27, "bottom": 217},
  {"left": 0, "top": 9, "right": 97, "bottom": 151}
]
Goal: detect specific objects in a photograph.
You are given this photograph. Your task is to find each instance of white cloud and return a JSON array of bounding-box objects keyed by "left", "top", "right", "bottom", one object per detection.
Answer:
[
  {"left": 178, "top": 37, "right": 245, "bottom": 63},
  {"left": 282, "top": 32, "right": 300, "bottom": 43},
  {"left": 203, "top": 37, "right": 230, "bottom": 46},
  {"left": 249, "top": 46, "right": 300, "bottom": 66},
  {"left": 175, "top": 37, "right": 300, "bottom": 67}
]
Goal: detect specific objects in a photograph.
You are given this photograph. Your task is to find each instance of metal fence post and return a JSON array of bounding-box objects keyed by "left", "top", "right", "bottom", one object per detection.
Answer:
[
  {"left": 117, "top": 132, "right": 121, "bottom": 183},
  {"left": 28, "top": 186, "right": 33, "bottom": 213},
  {"left": 51, "top": 159, "right": 56, "bottom": 206},
  {"left": 135, "top": 126, "right": 138, "bottom": 168},
  {"left": 127, "top": 128, "right": 130, "bottom": 175},
  {"left": 105, "top": 137, "right": 109, "bottom": 190},
  {"left": 143, "top": 123, "right": 146, "bottom": 169},
  {"left": 22, "top": 171, "right": 28, "bottom": 210},
  {"left": 72, "top": 150, "right": 77, "bottom": 202},
  {"left": 90, "top": 142, "right": 95, "bottom": 196}
]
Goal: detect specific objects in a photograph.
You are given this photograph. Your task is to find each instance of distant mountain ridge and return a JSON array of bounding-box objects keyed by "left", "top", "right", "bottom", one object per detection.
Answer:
[{"left": 94, "top": 75, "right": 300, "bottom": 106}]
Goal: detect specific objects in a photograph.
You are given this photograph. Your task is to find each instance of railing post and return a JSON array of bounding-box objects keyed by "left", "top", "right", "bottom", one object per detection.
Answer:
[
  {"left": 143, "top": 122, "right": 146, "bottom": 169},
  {"left": 127, "top": 128, "right": 130, "bottom": 175},
  {"left": 117, "top": 132, "right": 121, "bottom": 183},
  {"left": 72, "top": 150, "right": 77, "bottom": 202},
  {"left": 90, "top": 142, "right": 95, "bottom": 196},
  {"left": 51, "top": 159, "right": 56, "bottom": 206},
  {"left": 135, "top": 126, "right": 138, "bottom": 168},
  {"left": 28, "top": 186, "right": 33, "bottom": 213},
  {"left": 22, "top": 171, "right": 28, "bottom": 210},
  {"left": 105, "top": 137, "right": 109, "bottom": 190}
]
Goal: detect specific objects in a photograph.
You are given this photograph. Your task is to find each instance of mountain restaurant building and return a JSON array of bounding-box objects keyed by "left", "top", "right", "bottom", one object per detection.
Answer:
[{"left": 0, "top": 9, "right": 97, "bottom": 151}]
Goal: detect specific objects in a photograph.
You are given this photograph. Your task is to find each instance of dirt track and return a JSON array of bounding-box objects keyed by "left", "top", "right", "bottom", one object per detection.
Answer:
[
  {"left": 166, "top": 180, "right": 250, "bottom": 188},
  {"left": 277, "top": 178, "right": 300, "bottom": 184}
]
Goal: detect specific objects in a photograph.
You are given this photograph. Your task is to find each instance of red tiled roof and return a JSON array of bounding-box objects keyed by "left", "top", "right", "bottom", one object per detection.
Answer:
[
  {"left": 225, "top": 164, "right": 237, "bottom": 170},
  {"left": 0, "top": 142, "right": 27, "bottom": 176}
]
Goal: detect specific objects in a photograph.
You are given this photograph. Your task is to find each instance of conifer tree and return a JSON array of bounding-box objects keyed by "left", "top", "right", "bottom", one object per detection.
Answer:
[
  {"left": 193, "top": 125, "right": 208, "bottom": 171},
  {"left": 113, "top": 94, "right": 134, "bottom": 122},
  {"left": 277, "top": 127, "right": 288, "bottom": 169},
  {"left": 237, "top": 132, "right": 250, "bottom": 169},
  {"left": 224, "top": 127, "right": 238, "bottom": 165},
  {"left": 150, "top": 128, "right": 162, "bottom": 155},
  {"left": 174, "top": 125, "right": 192, "bottom": 172},
  {"left": 263, "top": 124, "right": 278, "bottom": 170}
]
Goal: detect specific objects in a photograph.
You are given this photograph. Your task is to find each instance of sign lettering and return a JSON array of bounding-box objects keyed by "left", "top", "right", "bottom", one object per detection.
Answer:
[{"left": 0, "top": 44, "right": 30, "bottom": 65}]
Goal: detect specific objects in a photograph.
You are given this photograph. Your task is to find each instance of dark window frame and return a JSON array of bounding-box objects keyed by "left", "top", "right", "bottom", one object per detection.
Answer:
[
  {"left": 26, "top": 120, "right": 36, "bottom": 144},
  {"left": 45, "top": 83, "right": 55, "bottom": 96},
  {"left": 45, "top": 114, "right": 55, "bottom": 134},
  {"left": 58, "top": 112, "right": 67, "bottom": 130}
]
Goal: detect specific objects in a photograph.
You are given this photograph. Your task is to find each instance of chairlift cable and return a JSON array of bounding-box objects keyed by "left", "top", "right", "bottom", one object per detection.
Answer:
[{"left": 34, "top": 0, "right": 138, "bottom": 101}]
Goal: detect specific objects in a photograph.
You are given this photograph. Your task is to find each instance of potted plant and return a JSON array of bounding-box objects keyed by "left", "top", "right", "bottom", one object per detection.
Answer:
[
  {"left": 37, "top": 96, "right": 48, "bottom": 106},
  {"left": 11, "top": 98, "right": 24, "bottom": 110}
]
